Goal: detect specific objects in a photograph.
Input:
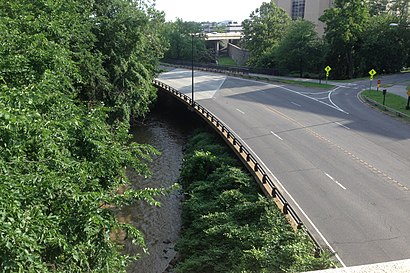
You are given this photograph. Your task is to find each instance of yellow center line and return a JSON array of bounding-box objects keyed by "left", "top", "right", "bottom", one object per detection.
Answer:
[{"left": 264, "top": 106, "right": 409, "bottom": 193}]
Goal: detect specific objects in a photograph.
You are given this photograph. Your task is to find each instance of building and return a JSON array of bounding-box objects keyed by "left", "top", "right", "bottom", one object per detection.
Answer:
[
  {"left": 201, "top": 20, "right": 243, "bottom": 33},
  {"left": 275, "top": 0, "right": 333, "bottom": 35}
]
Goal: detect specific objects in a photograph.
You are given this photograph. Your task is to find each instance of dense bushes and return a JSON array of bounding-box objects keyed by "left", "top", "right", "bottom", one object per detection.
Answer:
[
  {"left": 176, "top": 131, "right": 333, "bottom": 273},
  {"left": 0, "top": 0, "right": 167, "bottom": 271}
]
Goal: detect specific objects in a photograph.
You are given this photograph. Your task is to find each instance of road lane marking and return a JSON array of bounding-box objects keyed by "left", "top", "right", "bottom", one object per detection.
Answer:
[
  {"left": 270, "top": 131, "right": 283, "bottom": 140},
  {"left": 236, "top": 108, "right": 245, "bottom": 114},
  {"left": 291, "top": 102, "right": 301, "bottom": 107},
  {"left": 335, "top": 122, "right": 350, "bottom": 130},
  {"left": 325, "top": 173, "right": 347, "bottom": 190},
  {"left": 204, "top": 109, "right": 347, "bottom": 267},
  {"left": 278, "top": 85, "right": 349, "bottom": 114},
  {"left": 266, "top": 105, "right": 408, "bottom": 192}
]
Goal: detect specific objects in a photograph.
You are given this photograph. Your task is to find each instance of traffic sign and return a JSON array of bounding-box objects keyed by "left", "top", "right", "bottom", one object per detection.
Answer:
[
  {"left": 325, "top": 66, "right": 332, "bottom": 73},
  {"left": 369, "top": 69, "right": 376, "bottom": 80}
]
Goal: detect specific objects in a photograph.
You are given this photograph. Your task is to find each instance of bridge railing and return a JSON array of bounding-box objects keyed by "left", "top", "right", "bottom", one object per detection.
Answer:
[
  {"left": 161, "top": 60, "right": 279, "bottom": 76},
  {"left": 153, "top": 79, "right": 322, "bottom": 253}
]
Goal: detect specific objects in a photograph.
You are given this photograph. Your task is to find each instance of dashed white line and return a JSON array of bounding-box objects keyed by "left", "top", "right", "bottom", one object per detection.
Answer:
[
  {"left": 291, "top": 102, "right": 301, "bottom": 107},
  {"left": 236, "top": 108, "right": 245, "bottom": 114},
  {"left": 325, "top": 172, "right": 347, "bottom": 190},
  {"left": 270, "top": 131, "right": 283, "bottom": 140},
  {"left": 335, "top": 122, "right": 350, "bottom": 130}
]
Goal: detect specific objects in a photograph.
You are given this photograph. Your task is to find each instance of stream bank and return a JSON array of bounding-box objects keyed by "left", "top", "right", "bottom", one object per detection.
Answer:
[{"left": 118, "top": 92, "right": 204, "bottom": 273}]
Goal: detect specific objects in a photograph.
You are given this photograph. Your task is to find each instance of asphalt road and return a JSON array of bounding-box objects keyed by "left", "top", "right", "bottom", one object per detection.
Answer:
[{"left": 157, "top": 70, "right": 410, "bottom": 267}]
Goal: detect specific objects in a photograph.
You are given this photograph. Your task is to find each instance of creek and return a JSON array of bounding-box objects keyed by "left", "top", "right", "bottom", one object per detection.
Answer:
[{"left": 116, "top": 93, "right": 203, "bottom": 273}]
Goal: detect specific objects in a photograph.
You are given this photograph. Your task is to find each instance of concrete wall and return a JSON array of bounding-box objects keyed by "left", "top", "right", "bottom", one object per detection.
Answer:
[
  {"left": 227, "top": 43, "right": 249, "bottom": 66},
  {"left": 275, "top": 0, "right": 333, "bottom": 36}
]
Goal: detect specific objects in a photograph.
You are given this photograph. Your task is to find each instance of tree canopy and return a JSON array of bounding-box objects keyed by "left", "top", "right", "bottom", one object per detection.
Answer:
[
  {"left": 0, "top": 0, "right": 168, "bottom": 271},
  {"left": 275, "top": 19, "right": 325, "bottom": 77},
  {"left": 241, "top": 0, "right": 291, "bottom": 67},
  {"left": 162, "top": 19, "right": 216, "bottom": 64},
  {"left": 240, "top": 0, "right": 409, "bottom": 79}
]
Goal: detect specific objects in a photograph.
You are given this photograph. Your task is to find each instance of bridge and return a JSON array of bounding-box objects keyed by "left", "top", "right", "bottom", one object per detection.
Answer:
[
  {"left": 153, "top": 68, "right": 410, "bottom": 269},
  {"left": 204, "top": 31, "right": 242, "bottom": 41}
]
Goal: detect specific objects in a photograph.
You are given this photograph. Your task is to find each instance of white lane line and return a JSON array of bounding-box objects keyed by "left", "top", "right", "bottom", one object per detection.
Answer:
[
  {"left": 291, "top": 102, "right": 301, "bottom": 107},
  {"left": 325, "top": 172, "right": 347, "bottom": 190},
  {"left": 328, "top": 87, "right": 350, "bottom": 114},
  {"left": 279, "top": 85, "right": 349, "bottom": 114},
  {"left": 335, "top": 122, "right": 350, "bottom": 130},
  {"left": 236, "top": 108, "right": 245, "bottom": 114},
  {"left": 209, "top": 114, "right": 346, "bottom": 267},
  {"left": 270, "top": 131, "right": 283, "bottom": 140}
]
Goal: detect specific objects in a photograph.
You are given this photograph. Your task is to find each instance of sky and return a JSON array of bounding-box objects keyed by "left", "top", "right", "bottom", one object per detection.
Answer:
[{"left": 154, "top": 0, "right": 267, "bottom": 23}]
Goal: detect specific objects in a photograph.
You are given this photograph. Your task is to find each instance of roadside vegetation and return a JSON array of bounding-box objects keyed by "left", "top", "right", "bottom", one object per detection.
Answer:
[
  {"left": 175, "top": 131, "right": 334, "bottom": 273},
  {"left": 217, "top": 56, "right": 237, "bottom": 66},
  {"left": 361, "top": 90, "right": 410, "bottom": 119},
  {"left": 0, "top": 0, "right": 169, "bottom": 271}
]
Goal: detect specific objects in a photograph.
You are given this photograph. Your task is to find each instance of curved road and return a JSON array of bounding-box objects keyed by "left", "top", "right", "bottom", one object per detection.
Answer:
[{"left": 157, "top": 69, "right": 410, "bottom": 267}]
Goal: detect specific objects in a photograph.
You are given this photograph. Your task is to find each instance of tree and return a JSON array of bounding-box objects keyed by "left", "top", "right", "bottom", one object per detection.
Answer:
[
  {"left": 0, "top": 0, "right": 169, "bottom": 271},
  {"left": 320, "top": 0, "right": 370, "bottom": 79},
  {"left": 91, "top": 0, "right": 167, "bottom": 122},
  {"left": 389, "top": 0, "right": 409, "bottom": 22},
  {"left": 368, "top": 0, "right": 390, "bottom": 15},
  {"left": 358, "top": 14, "right": 409, "bottom": 73},
  {"left": 162, "top": 19, "right": 215, "bottom": 64},
  {"left": 241, "top": 0, "right": 291, "bottom": 67},
  {"left": 275, "top": 20, "right": 326, "bottom": 77}
]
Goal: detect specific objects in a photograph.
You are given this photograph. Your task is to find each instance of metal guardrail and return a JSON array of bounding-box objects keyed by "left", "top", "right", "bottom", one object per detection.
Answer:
[
  {"left": 152, "top": 79, "right": 323, "bottom": 254},
  {"left": 161, "top": 61, "right": 277, "bottom": 76}
]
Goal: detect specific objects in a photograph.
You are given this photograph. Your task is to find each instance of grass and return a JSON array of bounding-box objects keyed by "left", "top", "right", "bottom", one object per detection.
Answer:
[
  {"left": 361, "top": 90, "right": 410, "bottom": 121},
  {"left": 217, "top": 56, "right": 237, "bottom": 66}
]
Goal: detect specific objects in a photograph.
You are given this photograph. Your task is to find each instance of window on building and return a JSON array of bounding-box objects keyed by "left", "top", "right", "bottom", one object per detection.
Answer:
[{"left": 291, "top": 0, "right": 305, "bottom": 19}]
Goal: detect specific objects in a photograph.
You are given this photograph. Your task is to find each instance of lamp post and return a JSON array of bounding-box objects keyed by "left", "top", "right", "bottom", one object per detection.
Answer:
[{"left": 191, "top": 33, "right": 194, "bottom": 106}]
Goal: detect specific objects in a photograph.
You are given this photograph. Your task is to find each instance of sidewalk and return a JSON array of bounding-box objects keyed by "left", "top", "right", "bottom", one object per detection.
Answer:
[{"left": 385, "top": 85, "right": 409, "bottom": 98}]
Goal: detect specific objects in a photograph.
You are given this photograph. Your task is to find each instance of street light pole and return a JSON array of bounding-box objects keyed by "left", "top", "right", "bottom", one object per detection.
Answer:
[{"left": 191, "top": 34, "right": 194, "bottom": 106}]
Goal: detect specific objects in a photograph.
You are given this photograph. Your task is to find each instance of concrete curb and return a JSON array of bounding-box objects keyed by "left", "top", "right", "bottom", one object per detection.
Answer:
[
  {"left": 358, "top": 91, "right": 410, "bottom": 120},
  {"left": 305, "top": 259, "right": 410, "bottom": 273}
]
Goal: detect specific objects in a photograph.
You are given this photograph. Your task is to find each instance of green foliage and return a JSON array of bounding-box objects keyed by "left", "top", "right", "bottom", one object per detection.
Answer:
[
  {"left": 241, "top": 0, "right": 291, "bottom": 67},
  {"left": 217, "top": 56, "right": 237, "bottom": 66},
  {"left": 241, "top": 0, "right": 408, "bottom": 79},
  {"left": 358, "top": 14, "right": 408, "bottom": 74},
  {"left": 162, "top": 19, "right": 216, "bottom": 63},
  {"left": 362, "top": 89, "right": 410, "bottom": 114},
  {"left": 0, "top": 0, "right": 169, "bottom": 271},
  {"left": 275, "top": 19, "right": 326, "bottom": 77},
  {"left": 176, "top": 132, "right": 333, "bottom": 273},
  {"left": 320, "top": 0, "right": 370, "bottom": 79},
  {"left": 369, "top": 0, "right": 390, "bottom": 15}
]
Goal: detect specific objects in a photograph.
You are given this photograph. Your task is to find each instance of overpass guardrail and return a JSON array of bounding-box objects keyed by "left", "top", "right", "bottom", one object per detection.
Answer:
[{"left": 153, "top": 79, "right": 323, "bottom": 255}]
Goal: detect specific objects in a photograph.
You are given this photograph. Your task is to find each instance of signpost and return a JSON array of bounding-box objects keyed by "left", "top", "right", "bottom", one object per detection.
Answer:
[
  {"left": 382, "top": 89, "right": 387, "bottom": 106},
  {"left": 369, "top": 69, "right": 377, "bottom": 90},
  {"left": 406, "top": 90, "right": 410, "bottom": 110},
  {"left": 324, "top": 66, "right": 331, "bottom": 84}
]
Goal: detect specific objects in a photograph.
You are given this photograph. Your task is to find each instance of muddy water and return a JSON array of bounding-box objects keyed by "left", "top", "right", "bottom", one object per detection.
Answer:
[{"left": 117, "top": 95, "right": 203, "bottom": 273}]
